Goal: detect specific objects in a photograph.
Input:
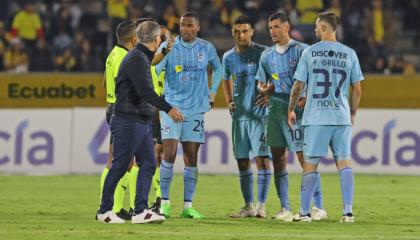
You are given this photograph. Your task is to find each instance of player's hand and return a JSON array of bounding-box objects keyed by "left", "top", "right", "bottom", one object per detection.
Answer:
[
  {"left": 351, "top": 113, "right": 356, "bottom": 125},
  {"left": 297, "top": 97, "right": 307, "bottom": 109},
  {"left": 228, "top": 101, "right": 236, "bottom": 116},
  {"left": 255, "top": 94, "right": 269, "bottom": 107},
  {"left": 287, "top": 110, "right": 296, "bottom": 129},
  {"left": 260, "top": 83, "right": 274, "bottom": 96},
  {"left": 163, "top": 37, "right": 175, "bottom": 54},
  {"left": 168, "top": 107, "right": 184, "bottom": 123}
]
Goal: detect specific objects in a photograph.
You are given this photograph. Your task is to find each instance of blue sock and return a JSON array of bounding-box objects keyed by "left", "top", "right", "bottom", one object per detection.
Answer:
[
  {"left": 183, "top": 166, "right": 198, "bottom": 202},
  {"left": 239, "top": 169, "right": 254, "bottom": 204},
  {"left": 300, "top": 172, "right": 318, "bottom": 215},
  {"left": 160, "top": 160, "right": 174, "bottom": 200},
  {"left": 257, "top": 169, "right": 271, "bottom": 203},
  {"left": 274, "top": 170, "right": 290, "bottom": 210},
  {"left": 313, "top": 173, "right": 323, "bottom": 209},
  {"left": 339, "top": 167, "right": 354, "bottom": 215}
]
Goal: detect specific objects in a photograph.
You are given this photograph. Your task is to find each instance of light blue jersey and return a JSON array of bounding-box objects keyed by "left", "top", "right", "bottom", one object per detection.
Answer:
[
  {"left": 293, "top": 41, "right": 364, "bottom": 126},
  {"left": 222, "top": 42, "right": 268, "bottom": 120},
  {"left": 156, "top": 36, "right": 222, "bottom": 115},
  {"left": 255, "top": 40, "right": 308, "bottom": 96}
]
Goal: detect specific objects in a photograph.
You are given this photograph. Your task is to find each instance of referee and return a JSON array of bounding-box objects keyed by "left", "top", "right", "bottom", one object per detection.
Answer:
[{"left": 97, "top": 20, "right": 183, "bottom": 224}]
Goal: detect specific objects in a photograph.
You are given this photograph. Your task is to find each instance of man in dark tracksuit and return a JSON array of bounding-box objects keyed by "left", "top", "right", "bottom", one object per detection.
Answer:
[{"left": 96, "top": 20, "right": 184, "bottom": 224}]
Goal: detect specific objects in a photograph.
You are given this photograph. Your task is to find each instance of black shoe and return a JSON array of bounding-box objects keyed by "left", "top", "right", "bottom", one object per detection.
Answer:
[
  {"left": 149, "top": 197, "right": 162, "bottom": 214},
  {"left": 116, "top": 208, "right": 132, "bottom": 221}
]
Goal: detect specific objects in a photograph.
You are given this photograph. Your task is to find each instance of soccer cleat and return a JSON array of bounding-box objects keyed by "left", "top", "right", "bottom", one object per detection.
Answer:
[
  {"left": 180, "top": 207, "right": 204, "bottom": 219},
  {"left": 160, "top": 203, "right": 171, "bottom": 218},
  {"left": 96, "top": 210, "right": 125, "bottom": 224},
  {"left": 131, "top": 209, "right": 165, "bottom": 224},
  {"left": 340, "top": 213, "right": 354, "bottom": 223},
  {"left": 272, "top": 208, "right": 293, "bottom": 221},
  {"left": 311, "top": 207, "right": 328, "bottom": 221},
  {"left": 116, "top": 208, "right": 132, "bottom": 221},
  {"left": 288, "top": 213, "right": 312, "bottom": 222},
  {"left": 229, "top": 205, "right": 256, "bottom": 218}
]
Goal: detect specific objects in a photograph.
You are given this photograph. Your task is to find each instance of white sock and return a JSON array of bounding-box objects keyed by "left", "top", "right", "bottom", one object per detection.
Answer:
[
  {"left": 162, "top": 199, "right": 170, "bottom": 205},
  {"left": 184, "top": 201, "right": 192, "bottom": 209},
  {"left": 245, "top": 202, "right": 254, "bottom": 209},
  {"left": 256, "top": 202, "right": 265, "bottom": 210}
]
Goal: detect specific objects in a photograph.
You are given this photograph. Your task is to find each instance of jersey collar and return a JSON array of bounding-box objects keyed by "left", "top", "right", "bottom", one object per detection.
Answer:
[{"left": 116, "top": 44, "right": 129, "bottom": 52}]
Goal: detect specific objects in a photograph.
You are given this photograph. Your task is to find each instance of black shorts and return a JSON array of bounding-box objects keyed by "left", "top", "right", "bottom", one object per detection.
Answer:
[
  {"left": 106, "top": 104, "right": 114, "bottom": 144},
  {"left": 152, "top": 110, "right": 162, "bottom": 145}
]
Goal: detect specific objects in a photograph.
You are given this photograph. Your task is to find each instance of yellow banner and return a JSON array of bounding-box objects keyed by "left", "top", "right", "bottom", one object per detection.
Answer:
[
  {"left": 1, "top": 73, "right": 420, "bottom": 108},
  {"left": 0, "top": 73, "right": 106, "bottom": 108}
]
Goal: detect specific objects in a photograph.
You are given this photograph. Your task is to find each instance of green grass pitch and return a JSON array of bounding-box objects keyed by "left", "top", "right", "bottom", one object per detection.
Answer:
[{"left": 0, "top": 173, "right": 419, "bottom": 239}]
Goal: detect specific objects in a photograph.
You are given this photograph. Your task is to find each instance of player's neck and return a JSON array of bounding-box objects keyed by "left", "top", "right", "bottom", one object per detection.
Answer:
[
  {"left": 235, "top": 43, "right": 252, "bottom": 53},
  {"left": 321, "top": 33, "right": 337, "bottom": 42},
  {"left": 117, "top": 42, "right": 131, "bottom": 51},
  {"left": 181, "top": 37, "right": 196, "bottom": 43},
  {"left": 276, "top": 36, "right": 291, "bottom": 46}
]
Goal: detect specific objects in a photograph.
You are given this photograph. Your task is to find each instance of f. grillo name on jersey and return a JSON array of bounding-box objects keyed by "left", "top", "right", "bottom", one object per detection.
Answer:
[{"left": 312, "top": 50, "right": 347, "bottom": 68}]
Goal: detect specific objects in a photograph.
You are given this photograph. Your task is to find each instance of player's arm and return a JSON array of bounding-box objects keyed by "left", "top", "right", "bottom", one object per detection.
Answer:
[
  {"left": 256, "top": 54, "right": 274, "bottom": 97},
  {"left": 208, "top": 44, "right": 223, "bottom": 106},
  {"left": 154, "top": 41, "right": 169, "bottom": 75},
  {"left": 102, "top": 71, "right": 106, "bottom": 90},
  {"left": 350, "top": 82, "right": 362, "bottom": 125},
  {"left": 349, "top": 50, "right": 364, "bottom": 125},
  {"left": 287, "top": 80, "right": 305, "bottom": 128},
  {"left": 151, "top": 37, "right": 174, "bottom": 66}
]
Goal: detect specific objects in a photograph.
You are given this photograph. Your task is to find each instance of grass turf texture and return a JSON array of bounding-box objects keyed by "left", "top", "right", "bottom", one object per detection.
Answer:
[{"left": 0, "top": 174, "right": 419, "bottom": 239}]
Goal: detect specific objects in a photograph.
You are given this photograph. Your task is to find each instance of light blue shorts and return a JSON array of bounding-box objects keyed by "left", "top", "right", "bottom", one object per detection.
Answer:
[
  {"left": 160, "top": 111, "right": 205, "bottom": 143},
  {"left": 232, "top": 118, "right": 270, "bottom": 159},
  {"left": 303, "top": 125, "right": 352, "bottom": 164}
]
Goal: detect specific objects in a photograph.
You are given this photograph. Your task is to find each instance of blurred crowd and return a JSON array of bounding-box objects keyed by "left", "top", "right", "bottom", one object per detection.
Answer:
[{"left": 0, "top": 0, "right": 418, "bottom": 74}]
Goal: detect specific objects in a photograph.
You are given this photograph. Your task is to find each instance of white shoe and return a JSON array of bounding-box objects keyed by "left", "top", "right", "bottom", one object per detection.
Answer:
[
  {"left": 255, "top": 203, "right": 266, "bottom": 219},
  {"left": 229, "top": 205, "right": 256, "bottom": 218},
  {"left": 288, "top": 213, "right": 312, "bottom": 222},
  {"left": 96, "top": 211, "right": 125, "bottom": 224},
  {"left": 131, "top": 209, "right": 165, "bottom": 224},
  {"left": 340, "top": 213, "right": 354, "bottom": 223},
  {"left": 272, "top": 208, "right": 293, "bottom": 221},
  {"left": 311, "top": 207, "right": 328, "bottom": 221}
]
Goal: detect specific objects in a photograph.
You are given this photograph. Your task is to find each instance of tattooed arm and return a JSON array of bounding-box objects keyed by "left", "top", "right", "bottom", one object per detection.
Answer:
[{"left": 287, "top": 80, "right": 305, "bottom": 128}]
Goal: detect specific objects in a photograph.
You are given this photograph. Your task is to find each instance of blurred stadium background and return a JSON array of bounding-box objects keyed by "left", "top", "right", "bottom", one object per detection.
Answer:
[{"left": 0, "top": 0, "right": 419, "bottom": 239}]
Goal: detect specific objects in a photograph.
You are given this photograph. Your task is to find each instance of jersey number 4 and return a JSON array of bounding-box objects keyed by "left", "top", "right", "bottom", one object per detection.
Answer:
[{"left": 312, "top": 68, "right": 347, "bottom": 99}]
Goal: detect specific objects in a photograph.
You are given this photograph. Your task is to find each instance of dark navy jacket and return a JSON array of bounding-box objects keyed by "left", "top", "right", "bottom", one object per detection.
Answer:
[{"left": 114, "top": 43, "right": 172, "bottom": 123}]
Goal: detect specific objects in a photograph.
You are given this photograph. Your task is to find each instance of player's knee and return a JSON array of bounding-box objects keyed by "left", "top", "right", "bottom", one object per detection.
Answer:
[
  {"left": 335, "top": 158, "right": 351, "bottom": 171},
  {"left": 237, "top": 159, "right": 250, "bottom": 170}
]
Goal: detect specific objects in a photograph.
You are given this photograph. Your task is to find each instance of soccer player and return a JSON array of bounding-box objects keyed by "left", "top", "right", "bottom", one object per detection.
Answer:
[
  {"left": 287, "top": 12, "right": 363, "bottom": 223},
  {"left": 155, "top": 12, "right": 222, "bottom": 219},
  {"left": 255, "top": 11, "right": 326, "bottom": 221},
  {"left": 100, "top": 20, "right": 138, "bottom": 221},
  {"left": 222, "top": 15, "right": 271, "bottom": 218},
  {"left": 148, "top": 25, "right": 174, "bottom": 212}
]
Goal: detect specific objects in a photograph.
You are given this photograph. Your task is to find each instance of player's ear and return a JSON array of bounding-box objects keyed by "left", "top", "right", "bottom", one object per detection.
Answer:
[
  {"left": 250, "top": 27, "right": 254, "bottom": 38},
  {"left": 321, "top": 25, "right": 326, "bottom": 32}
]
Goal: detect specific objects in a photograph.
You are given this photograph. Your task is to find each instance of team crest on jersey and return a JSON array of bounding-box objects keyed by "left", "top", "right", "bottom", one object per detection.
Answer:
[
  {"left": 161, "top": 125, "right": 170, "bottom": 134},
  {"left": 175, "top": 65, "right": 183, "bottom": 73},
  {"left": 271, "top": 73, "right": 279, "bottom": 80},
  {"left": 231, "top": 74, "right": 237, "bottom": 81},
  {"left": 197, "top": 52, "right": 204, "bottom": 61},
  {"left": 289, "top": 59, "right": 297, "bottom": 67},
  {"left": 247, "top": 59, "right": 255, "bottom": 67}
]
